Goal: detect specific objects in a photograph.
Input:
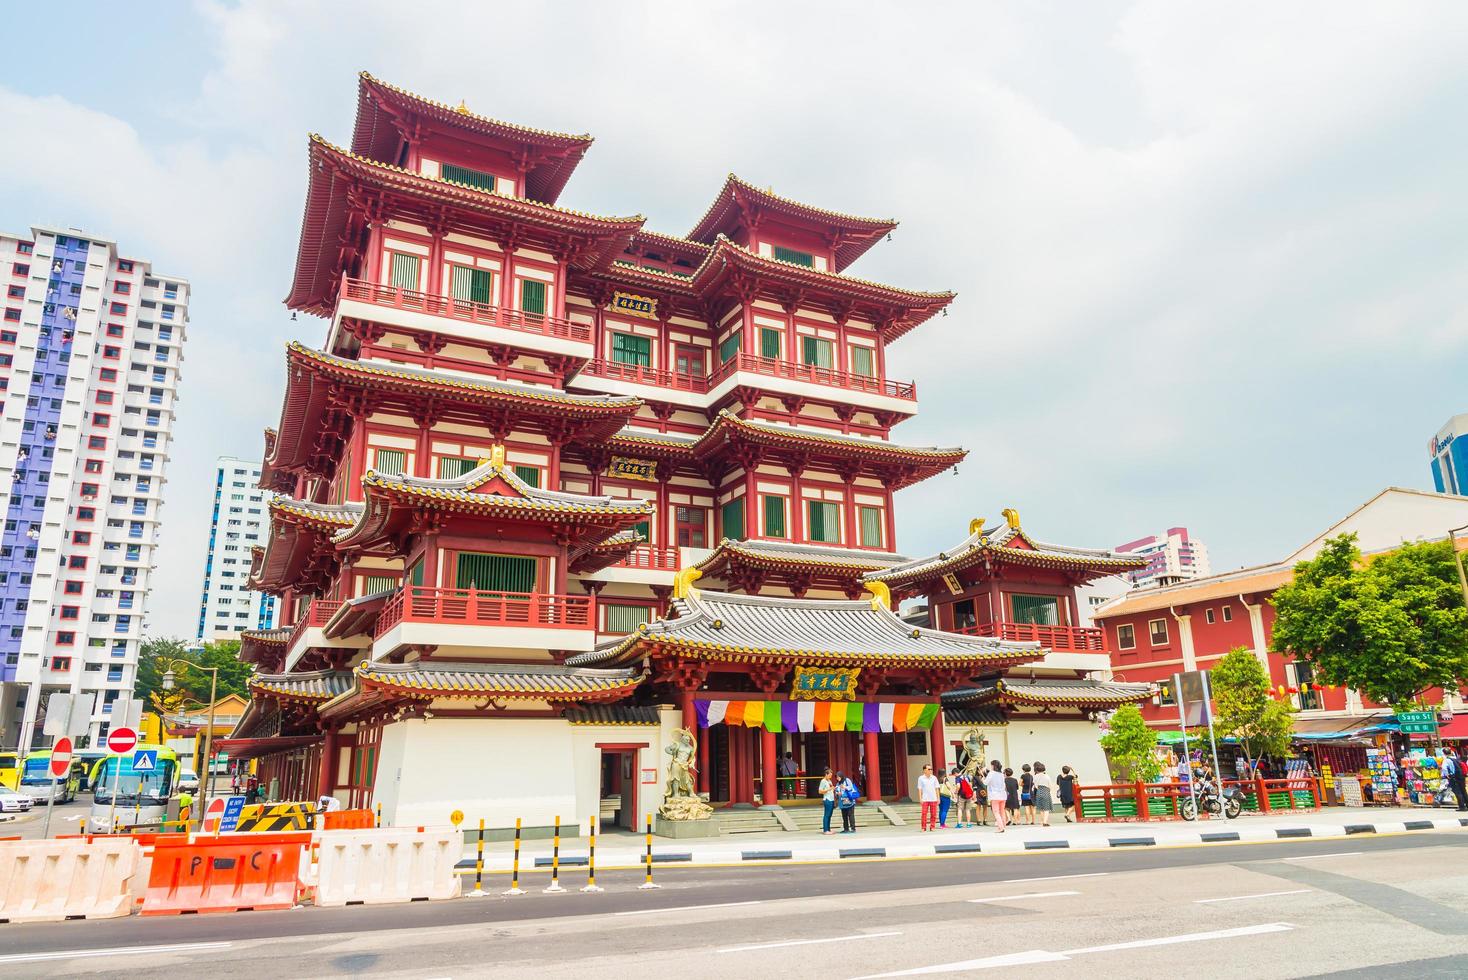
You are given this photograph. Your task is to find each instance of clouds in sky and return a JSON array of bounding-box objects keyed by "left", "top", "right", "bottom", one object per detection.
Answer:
[{"left": 1, "top": 1, "right": 1465, "bottom": 635}]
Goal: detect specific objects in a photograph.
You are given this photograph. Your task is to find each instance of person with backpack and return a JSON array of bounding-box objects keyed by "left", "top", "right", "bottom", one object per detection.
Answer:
[
  {"left": 837, "top": 769, "right": 860, "bottom": 833},
  {"left": 953, "top": 767, "right": 976, "bottom": 827},
  {"left": 1444, "top": 749, "right": 1467, "bottom": 812}
]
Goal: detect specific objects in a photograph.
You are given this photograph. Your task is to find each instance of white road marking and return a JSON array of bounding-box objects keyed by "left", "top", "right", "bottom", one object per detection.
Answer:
[
  {"left": 615, "top": 900, "right": 761, "bottom": 916},
  {"left": 0, "top": 942, "right": 234, "bottom": 965},
  {"left": 967, "top": 890, "right": 1080, "bottom": 904},
  {"left": 1285, "top": 851, "right": 1361, "bottom": 861},
  {"left": 849, "top": 923, "right": 1295, "bottom": 978},
  {"left": 1194, "top": 889, "right": 1312, "bottom": 904},
  {"left": 718, "top": 931, "right": 902, "bottom": 953},
  {"left": 1001, "top": 872, "right": 1108, "bottom": 883},
  {"left": 1063, "top": 922, "right": 1295, "bottom": 955}
]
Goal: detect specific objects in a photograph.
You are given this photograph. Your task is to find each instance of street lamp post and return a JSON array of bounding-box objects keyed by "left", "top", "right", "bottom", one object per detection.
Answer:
[
  {"left": 163, "top": 659, "right": 218, "bottom": 829},
  {"left": 1448, "top": 524, "right": 1468, "bottom": 609}
]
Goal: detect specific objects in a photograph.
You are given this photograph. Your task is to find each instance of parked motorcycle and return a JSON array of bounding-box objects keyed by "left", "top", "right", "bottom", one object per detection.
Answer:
[{"left": 1178, "top": 780, "right": 1243, "bottom": 820}]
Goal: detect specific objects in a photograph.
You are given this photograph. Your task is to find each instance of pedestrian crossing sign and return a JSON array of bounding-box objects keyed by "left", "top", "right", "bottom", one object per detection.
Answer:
[{"left": 131, "top": 748, "right": 158, "bottom": 772}]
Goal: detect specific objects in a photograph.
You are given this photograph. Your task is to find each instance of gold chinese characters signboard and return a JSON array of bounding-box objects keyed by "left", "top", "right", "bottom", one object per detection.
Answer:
[
  {"left": 608, "top": 456, "right": 657, "bottom": 482},
  {"left": 792, "top": 665, "right": 859, "bottom": 701},
  {"left": 611, "top": 291, "right": 657, "bottom": 320}
]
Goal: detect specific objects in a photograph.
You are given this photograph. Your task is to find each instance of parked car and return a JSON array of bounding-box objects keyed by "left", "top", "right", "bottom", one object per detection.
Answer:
[
  {"left": 178, "top": 769, "right": 200, "bottom": 792},
  {"left": 0, "top": 784, "right": 34, "bottom": 813}
]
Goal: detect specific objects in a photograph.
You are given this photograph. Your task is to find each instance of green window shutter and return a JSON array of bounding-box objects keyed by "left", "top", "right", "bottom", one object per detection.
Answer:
[
  {"left": 455, "top": 553, "right": 537, "bottom": 592},
  {"left": 630, "top": 520, "right": 650, "bottom": 541},
  {"left": 512, "top": 465, "right": 541, "bottom": 488},
  {"left": 363, "top": 574, "right": 397, "bottom": 595},
  {"left": 759, "top": 328, "right": 782, "bottom": 359},
  {"left": 373, "top": 448, "right": 406, "bottom": 475},
  {"left": 440, "top": 163, "right": 497, "bottom": 192},
  {"left": 763, "top": 495, "right": 786, "bottom": 538},
  {"left": 773, "top": 245, "right": 815, "bottom": 267},
  {"left": 407, "top": 560, "right": 425, "bottom": 587},
  {"left": 859, "top": 505, "right": 883, "bottom": 547},
  {"left": 520, "top": 279, "right": 547, "bottom": 315},
  {"left": 1011, "top": 594, "right": 1060, "bottom": 625},
  {"left": 437, "top": 456, "right": 476, "bottom": 479},
  {"left": 721, "top": 499, "right": 745, "bottom": 541},
  {"left": 851, "top": 346, "right": 875, "bottom": 377},
  {"left": 450, "top": 266, "right": 492, "bottom": 304},
  {"left": 389, "top": 253, "right": 420, "bottom": 291},
  {"left": 611, "top": 333, "right": 652, "bottom": 366},
  {"left": 802, "top": 337, "right": 833, "bottom": 369},
  {"left": 808, "top": 501, "right": 840, "bottom": 543},
  {"left": 718, "top": 331, "right": 742, "bottom": 364},
  {"left": 604, "top": 603, "right": 654, "bottom": 634}
]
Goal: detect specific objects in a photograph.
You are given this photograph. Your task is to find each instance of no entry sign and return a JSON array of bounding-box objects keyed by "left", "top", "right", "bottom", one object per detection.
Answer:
[
  {"left": 50, "top": 737, "right": 73, "bottom": 778},
  {"left": 105, "top": 727, "right": 138, "bottom": 754}
]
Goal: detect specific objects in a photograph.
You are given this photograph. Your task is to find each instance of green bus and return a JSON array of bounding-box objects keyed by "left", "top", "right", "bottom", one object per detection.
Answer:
[{"left": 89, "top": 744, "right": 180, "bottom": 830}]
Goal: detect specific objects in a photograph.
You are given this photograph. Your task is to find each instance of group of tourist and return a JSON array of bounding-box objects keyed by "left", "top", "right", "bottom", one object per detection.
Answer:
[{"left": 816, "top": 761, "right": 1081, "bottom": 835}]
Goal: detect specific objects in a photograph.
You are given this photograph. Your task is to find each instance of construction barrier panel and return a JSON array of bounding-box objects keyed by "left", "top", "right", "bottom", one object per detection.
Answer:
[
  {"left": 312, "top": 826, "right": 462, "bottom": 907},
  {"left": 323, "top": 809, "right": 375, "bottom": 831},
  {"left": 235, "top": 801, "right": 317, "bottom": 832},
  {"left": 0, "top": 837, "right": 142, "bottom": 923},
  {"left": 141, "top": 832, "right": 311, "bottom": 915}
]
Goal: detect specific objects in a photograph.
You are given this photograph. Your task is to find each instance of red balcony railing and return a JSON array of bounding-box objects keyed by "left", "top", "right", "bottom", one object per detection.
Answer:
[
  {"left": 708, "top": 353, "right": 917, "bottom": 401},
  {"left": 375, "top": 587, "right": 594, "bottom": 636},
  {"left": 340, "top": 276, "right": 591, "bottom": 343},
  {"left": 287, "top": 599, "right": 345, "bottom": 652},
  {"left": 956, "top": 621, "right": 1105, "bottom": 652},
  {"left": 614, "top": 545, "right": 681, "bottom": 571},
  {"left": 580, "top": 358, "right": 709, "bottom": 393}
]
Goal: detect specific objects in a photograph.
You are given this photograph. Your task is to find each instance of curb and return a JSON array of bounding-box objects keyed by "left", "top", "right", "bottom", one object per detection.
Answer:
[{"left": 455, "top": 817, "right": 1468, "bottom": 873}]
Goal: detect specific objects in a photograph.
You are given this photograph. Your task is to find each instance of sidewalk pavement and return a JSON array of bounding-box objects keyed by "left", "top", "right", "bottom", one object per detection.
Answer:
[{"left": 455, "top": 806, "right": 1468, "bottom": 872}]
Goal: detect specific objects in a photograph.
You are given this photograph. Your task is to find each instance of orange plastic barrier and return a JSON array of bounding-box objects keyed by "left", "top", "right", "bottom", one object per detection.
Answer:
[
  {"left": 322, "top": 809, "right": 374, "bottom": 830},
  {"left": 141, "top": 832, "right": 311, "bottom": 915}
]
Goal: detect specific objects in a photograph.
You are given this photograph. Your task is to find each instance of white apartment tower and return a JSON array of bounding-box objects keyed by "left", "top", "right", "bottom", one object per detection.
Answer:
[
  {"left": 0, "top": 226, "right": 187, "bottom": 751},
  {"left": 196, "top": 456, "right": 273, "bottom": 641}
]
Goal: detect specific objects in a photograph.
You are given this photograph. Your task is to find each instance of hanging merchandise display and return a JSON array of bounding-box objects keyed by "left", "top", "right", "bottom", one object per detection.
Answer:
[
  {"left": 1402, "top": 749, "right": 1442, "bottom": 806},
  {"left": 1365, "top": 749, "right": 1398, "bottom": 803}
]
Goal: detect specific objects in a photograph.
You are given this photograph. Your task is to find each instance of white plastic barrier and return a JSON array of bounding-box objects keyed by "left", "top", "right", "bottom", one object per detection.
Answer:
[
  {"left": 0, "top": 837, "right": 142, "bottom": 923},
  {"left": 312, "top": 826, "right": 462, "bottom": 907}
]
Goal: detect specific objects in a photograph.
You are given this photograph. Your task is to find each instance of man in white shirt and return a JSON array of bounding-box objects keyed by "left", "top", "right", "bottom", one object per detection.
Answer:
[{"left": 917, "top": 764, "right": 941, "bottom": 831}]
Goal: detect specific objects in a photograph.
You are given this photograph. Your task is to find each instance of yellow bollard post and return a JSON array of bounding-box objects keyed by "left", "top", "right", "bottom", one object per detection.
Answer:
[
  {"left": 505, "top": 817, "right": 525, "bottom": 895},
  {"left": 580, "top": 815, "right": 603, "bottom": 893},
  {"left": 79, "top": 818, "right": 86, "bottom": 837},
  {"left": 544, "top": 815, "right": 564, "bottom": 893},
  {"left": 375, "top": 802, "right": 382, "bottom": 828},
  {"left": 639, "top": 814, "right": 660, "bottom": 890},
  {"left": 469, "top": 817, "right": 486, "bottom": 897}
]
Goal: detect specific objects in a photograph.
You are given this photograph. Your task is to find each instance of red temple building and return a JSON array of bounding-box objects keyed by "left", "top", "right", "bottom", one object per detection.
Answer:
[{"left": 223, "top": 74, "right": 1148, "bottom": 830}]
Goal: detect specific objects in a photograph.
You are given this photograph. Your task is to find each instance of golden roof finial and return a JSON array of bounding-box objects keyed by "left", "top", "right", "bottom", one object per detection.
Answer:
[
  {"left": 456, "top": 99, "right": 471, "bottom": 115},
  {"left": 1001, "top": 507, "right": 1021, "bottom": 530},
  {"left": 489, "top": 444, "right": 506, "bottom": 470},
  {"left": 865, "top": 580, "right": 892, "bottom": 611},
  {"left": 673, "top": 567, "right": 703, "bottom": 600},
  {"left": 969, "top": 517, "right": 985, "bottom": 537}
]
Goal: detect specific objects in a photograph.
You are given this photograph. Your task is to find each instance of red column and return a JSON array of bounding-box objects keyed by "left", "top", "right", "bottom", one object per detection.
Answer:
[
  {"left": 863, "top": 729, "right": 882, "bottom": 802},
  {"left": 316, "top": 730, "right": 336, "bottom": 798},
  {"left": 680, "top": 690, "right": 697, "bottom": 734},
  {"left": 930, "top": 710, "right": 947, "bottom": 771},
  {"left": 843, "top": 480, "right": 858, "bottom": 548},
  {"left": 761, "top": 728, "right": 777, "bottom": 806},
  {"left": 698, "top": 726, "right": 710, "bottom": 794}
]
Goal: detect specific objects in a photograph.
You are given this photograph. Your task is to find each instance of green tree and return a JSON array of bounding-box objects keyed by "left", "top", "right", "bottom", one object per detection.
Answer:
[
  {"left": 1099, "top": 703, "right": 1161, "bottom": 782},
  {"left": 1209, "top": 647, "right": 1295, "bottom": 771},
  {"left": 1271, "top": 534, "right": 1468, "bottom": 709},
  {"left": 135, "top": 636, "right": 252, "bottom": 714}
]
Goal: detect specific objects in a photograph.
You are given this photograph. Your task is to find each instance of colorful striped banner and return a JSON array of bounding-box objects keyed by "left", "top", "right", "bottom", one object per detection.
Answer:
[{"left": 693, "top": 700, "right": 940, "bottom": 734}]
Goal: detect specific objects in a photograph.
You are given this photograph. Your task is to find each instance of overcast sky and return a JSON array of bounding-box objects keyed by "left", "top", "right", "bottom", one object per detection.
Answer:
[{"left": 3, "top": 1, "right": 1466, "bottom": 637}]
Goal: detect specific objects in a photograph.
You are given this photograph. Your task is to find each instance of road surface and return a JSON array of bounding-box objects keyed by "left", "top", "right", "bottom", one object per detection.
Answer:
[{"left": 1, "top": 832, "right": 1465, "bottom": 977}]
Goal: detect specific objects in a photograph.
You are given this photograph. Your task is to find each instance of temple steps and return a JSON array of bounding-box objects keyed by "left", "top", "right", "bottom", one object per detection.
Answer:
[{"left": 711, "top": 808, "right": 784, "bottom": 834}]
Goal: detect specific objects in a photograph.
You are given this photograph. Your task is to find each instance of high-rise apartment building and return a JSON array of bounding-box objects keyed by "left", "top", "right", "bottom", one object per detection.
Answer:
[
  {"left": 1114, "top": 526, "right": 1210, "bottom": 588},
  {"left": 1430, "top": 414, "right": 1468, "bottom": 496},
  {"left": 0, "top": 226, "right": 187, "bottom": 751},
  {"left": 196, "top": 457, "right": 274, "bottom": 641}
]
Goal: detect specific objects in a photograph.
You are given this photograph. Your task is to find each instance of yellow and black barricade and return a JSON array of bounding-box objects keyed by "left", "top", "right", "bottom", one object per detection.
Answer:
[{"left": 233, "top": 800, "right": 318, "bottom": 832}]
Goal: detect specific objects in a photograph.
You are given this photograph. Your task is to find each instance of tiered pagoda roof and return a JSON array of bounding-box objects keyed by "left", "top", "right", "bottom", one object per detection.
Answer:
[
  {"left": 687, "top": 175, "right": 899, "bottom": 272},
  {"left": 238, "top": 626, "right": 292, "bottom": 671},
  {"left": 568, "top": 528, "right": 644, "bottom": 575},
  {"left": 570, "top": 583, "right": 1042, "bottom": 674},
  {"left": 334, "top": 452, "right": 654, "bottom": 552},
  {"left": 248, "top": 497, "right": 362, "bottom": 594},
  {"left": 288, "top": 136, "right": 642, "bottom": 316},
  {"left": 249, "top": 669, "right": 356, "bottom": 706},
  {"left": 865, "top": 511, "right": 1148, "bottom": 598},
  {"left": 353, "top": 72, "right": 594, "bottom": 204},
  {"left": 264, "top": 344, "right": 642, "bottom": 483},
  {"left": 694, "top": 539, "right": 906, "bottom": 598},
  {"left": 943, "top": 677, "right": 1154, "bottom": 715}
]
